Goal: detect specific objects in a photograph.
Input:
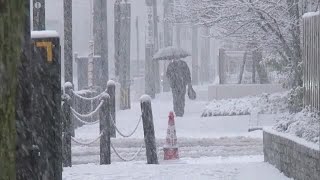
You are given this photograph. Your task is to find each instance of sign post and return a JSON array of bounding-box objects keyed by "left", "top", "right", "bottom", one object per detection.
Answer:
[{"left": 31, "top": 31, "right": 62, "bottom": 180}]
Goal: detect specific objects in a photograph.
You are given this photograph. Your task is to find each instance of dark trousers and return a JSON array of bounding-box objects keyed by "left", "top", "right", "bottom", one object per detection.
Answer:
[{"left": 172, "top": 87, "right": 186, "bottom": 117}]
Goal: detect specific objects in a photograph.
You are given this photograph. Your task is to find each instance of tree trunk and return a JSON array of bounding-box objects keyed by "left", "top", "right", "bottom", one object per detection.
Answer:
[
  {"left": 0, "top": 1, "right": 25, "bottom": 179},
  {"left": 238, "top": 51, "right": 247, "bottom": 84},
  {"left": 253, "top": 49, "right": 269, "bottom": 84},
  {"left": 16, "top": 1, "right": 40, "bottom": 179}
]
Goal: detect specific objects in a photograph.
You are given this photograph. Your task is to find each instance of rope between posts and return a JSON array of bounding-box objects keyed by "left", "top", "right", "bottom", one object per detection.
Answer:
[
  {"left": 71, "top": 100, "right": 104, "bottom": 118},
  {"left": 111, "top": 115, "right": 142, "bottom": 138},
  {"left": 73, "top": 113, "right": 99, "bottom": 125},
  {"left": 111, "top": 142, "right": 144, "bottom": 162},
  {"left": 71, "top": 133, "right": 103, "bottom": 146},
  {"left": 71, "top": 89, "right": 107, "bottom": 101}
]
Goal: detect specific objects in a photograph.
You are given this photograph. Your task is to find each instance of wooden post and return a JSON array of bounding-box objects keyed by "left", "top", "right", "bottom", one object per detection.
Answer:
[
  {"left": 33, "top": 0, "right": 45, "bottom": 30},
  {"left": 64, "top": 0, "right": 73, "bottom": 84},
  {"left": 100, "top": 94, "right": 111, "bottom": 165},
  {"left": 31, "top": 31, "right": 62, "bottom": 180},
  {"left": 140, "top": 95, "right": 158, "bottom": 164},
  {"left": 107, "top": 80, "right": 116, "bottom": 138},
  {"left": 62, "top": 93, "right": 72, "bottom": 167},
  {"left": 64, "top": 82, "right": 75, "bottom": 136}
]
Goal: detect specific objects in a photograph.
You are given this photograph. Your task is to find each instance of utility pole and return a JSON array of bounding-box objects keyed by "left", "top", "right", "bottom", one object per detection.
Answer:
[
  {"left": 153, "top": 0, "right": 161, "bottom": 93},
  {"left": 94, "top": 0, "right": 108, "bottom": 89},
  {"left": 145, "top": 0, "right": 156, "bottom": 98},
  {"left": 33, "top": 0, "right": 45, "bottom": 30},
  {"left": 136, "top": 16, "right": 140, "bottom": 76},
  {"left": 162, "top": 0, "right": 173, "bottom": 92},
  {"left": 64, "top": 0, "right": 73, "bottom": 84},
  {"left": 192, "top": 25, "right": 199, "bottom": 85}
]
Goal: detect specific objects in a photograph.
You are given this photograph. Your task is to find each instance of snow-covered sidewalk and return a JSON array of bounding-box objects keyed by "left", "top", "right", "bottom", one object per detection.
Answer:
[
  {"left": 65, "top": 89, "right": 290, "bottom": 179},
  {"left": 63, "top": 156, "right": 290, "bottom": 180}
]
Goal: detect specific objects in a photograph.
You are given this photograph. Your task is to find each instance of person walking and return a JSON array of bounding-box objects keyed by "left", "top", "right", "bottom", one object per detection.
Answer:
[{"left": 166, "top": 59, "right": 193, "bottom": 117}]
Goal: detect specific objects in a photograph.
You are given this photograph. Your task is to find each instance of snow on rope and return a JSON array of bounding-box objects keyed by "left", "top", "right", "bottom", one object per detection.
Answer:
[
  {"left": 71, "top": 133, "right": 103, "bottom": 146},
  {"left": 111, "top": 142, "right": 144, "bottom": 162},
  {"left": 111, "top": 115, "right": 142, "bottom": 138},
  {"left": 71, "top": 100, "right": 104, "bottom": 118},
  {"left": 71, "top": 89, "right": 108, "bottom": 101},
  {"left": 73, "top": 113, "right": 99, "bottom": 125}
]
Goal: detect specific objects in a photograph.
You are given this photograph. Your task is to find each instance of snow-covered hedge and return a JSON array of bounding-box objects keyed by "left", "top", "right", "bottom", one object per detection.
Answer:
[
  {"left": 274, "top": 108, "right": 320, "bottom": 145},
  {"left": 201, "top": 91, "right": 289, "bottom": 117}
]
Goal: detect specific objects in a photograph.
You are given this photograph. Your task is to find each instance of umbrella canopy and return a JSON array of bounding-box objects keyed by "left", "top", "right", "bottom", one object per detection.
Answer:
[{"left": 153, "top": 46, "right": 191, "bottom": 61}]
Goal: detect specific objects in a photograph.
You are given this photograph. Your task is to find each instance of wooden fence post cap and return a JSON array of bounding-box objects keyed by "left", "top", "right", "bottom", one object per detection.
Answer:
[
  {"left": 107, "top": 80, "right": 116, "bottom": 87},
  {"left": 140, "top": 94, "right": 152, "bottom": 103},
  {"left": 99, "top": 93, "right": 110, "bottom": 101},
  {"left": 64, "top": 82, "right": 73, "bottom": 90}
]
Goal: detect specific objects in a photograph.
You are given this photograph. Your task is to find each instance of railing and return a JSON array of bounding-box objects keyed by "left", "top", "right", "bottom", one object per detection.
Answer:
[{"left": 61, "top": 81, "right": 158, "bottom": 167}]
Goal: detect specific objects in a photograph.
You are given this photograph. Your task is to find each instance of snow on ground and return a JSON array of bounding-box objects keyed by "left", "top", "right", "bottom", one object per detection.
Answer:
[
  {"left": 63, "top": 156, "right": 291, "bottom": 180},
  {"left": 75, "top": 91, "right": 278, "bottom": 141},
  {"left": 66, "top": 86, "right": 290, "bottom": 179}
]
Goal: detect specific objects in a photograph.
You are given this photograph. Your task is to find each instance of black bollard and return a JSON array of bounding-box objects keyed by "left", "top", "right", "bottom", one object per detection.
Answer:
[
  {"left": 99, "top": 93, "right": 111, "bottom": 164},
  {"left": 107, "top": 80, "right": 116, "bottom": 137},
  {"left": 140, "top": 95, "right": 158, "bottom": 164},
  {"left": 62, "top": 94, "right": 72, "bottom": 167}
]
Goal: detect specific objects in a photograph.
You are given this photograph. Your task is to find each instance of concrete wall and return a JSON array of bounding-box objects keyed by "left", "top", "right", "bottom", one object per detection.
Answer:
[
  {"left": 208, "top": 84, "right": 285, "bottom": 101},
  {"left": 263, "top": 129, "right": 320, "bottom": 180}
]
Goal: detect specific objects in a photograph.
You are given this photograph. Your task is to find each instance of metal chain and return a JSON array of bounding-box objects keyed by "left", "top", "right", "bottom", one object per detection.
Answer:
[
  {"left": 111, "top": 115, "right": 142, "bottom": 138},
  {"left": 70, "top": 100, "right": 104, "bottom": 118},
  {"left": 72, "top": 113, "right": 99, "bottom": 125},
  {"left": 71, "top": 133, "right": 103, "bottom": 146},
  {"left": 71, "top": 89, "right": 108, "bottom": 101},
  {"left": 111, "top": 142, "right": 144, "bottom": 162}
]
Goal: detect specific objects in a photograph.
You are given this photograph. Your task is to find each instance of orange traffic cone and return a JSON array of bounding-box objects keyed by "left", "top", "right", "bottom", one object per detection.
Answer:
[{"left": 163, "top": 112, "right": 179, "bottom": 160}]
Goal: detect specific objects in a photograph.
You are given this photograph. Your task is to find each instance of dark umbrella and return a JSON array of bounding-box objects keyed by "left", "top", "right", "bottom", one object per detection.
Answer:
[{"left": 153, "top": 46, "right": 191, "bottom": 61}]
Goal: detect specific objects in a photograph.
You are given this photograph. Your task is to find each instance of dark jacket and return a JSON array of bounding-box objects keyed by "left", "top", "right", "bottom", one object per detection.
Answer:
[{"left": 166, "top": 60, "right": 191, "bottom": 89}]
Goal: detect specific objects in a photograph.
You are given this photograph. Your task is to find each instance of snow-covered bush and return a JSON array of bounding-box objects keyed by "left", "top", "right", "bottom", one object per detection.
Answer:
[
  {"left": 201, "top": 91, "right": 289, "bottom": 117},
  {"left": 287, "top": 86, "right": 303, "bottom": 113},
  {"left": 274, "top": 107, "right": 320, "bottom": 145}
]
